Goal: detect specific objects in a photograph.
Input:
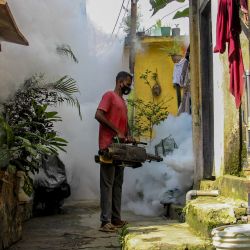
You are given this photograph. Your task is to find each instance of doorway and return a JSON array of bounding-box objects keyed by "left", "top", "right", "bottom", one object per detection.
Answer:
[{"left": 200, "top": 0, "right": 214, "bottom": 179}]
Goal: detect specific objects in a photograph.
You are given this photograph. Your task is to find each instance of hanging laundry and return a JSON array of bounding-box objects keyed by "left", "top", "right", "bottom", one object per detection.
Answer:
[
  {"left": 176, "top": 45, "right": 191, "bottom": 114},
  {"left": 180, "top": 58, "right": 189, "bottom": 87},
  {"left": 178, "top": 60, "right": 191, "bottom": 115},
  {"left": 214, "top": 0, "right": 245, "bottom": 108},
  {"left": 172, "top": 58, "right": 186, "bottom": 86}
]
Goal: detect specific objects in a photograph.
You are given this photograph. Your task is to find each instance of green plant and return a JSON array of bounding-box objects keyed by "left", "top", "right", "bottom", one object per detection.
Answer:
[
  {"left": 122, "top": 6, "right": 142, "bottom": 35},
  {"left": 56, "top": 44, "right": 79, "bottom": 63},
  {"left": 150, "top": 0, "right": 189, "bottom": 19},
  {"left": 0, "top": 100, "right": 68, "bottom": 174},
  {"left": 160, "top": 38, "right": 182, "bottom": 56},
  {"left": 119, "top": 224, "right": 130, "bottom": 248},
  {"left": 0, "top": 45, "right": 81, "bottom": 177},
  {"left": 128, "top": 69, "right": 170, "bottom": 141},
  {"left": 154, "top": 19, "right": 162, "bottom": 29},
  {"left": 173, "top": 7, "right": 189, "bottom": 19}
]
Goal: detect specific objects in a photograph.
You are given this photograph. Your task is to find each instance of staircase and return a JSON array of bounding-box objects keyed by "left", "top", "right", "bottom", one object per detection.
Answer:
[{"left": 122, "top": 176, "right": 249, "bottom": 250}]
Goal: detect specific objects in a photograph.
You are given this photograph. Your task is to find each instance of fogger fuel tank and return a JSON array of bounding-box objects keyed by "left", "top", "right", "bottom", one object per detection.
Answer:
[{"left": 95, "top": 143, "right": 163, "bottom": 168}]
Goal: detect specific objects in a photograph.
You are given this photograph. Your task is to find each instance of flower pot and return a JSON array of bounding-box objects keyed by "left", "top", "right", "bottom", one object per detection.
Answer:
[
  {"left": 152, "top": 83, "right": 161, "bottom": 97},
  {"left": 136, "top": 31, "right": 145, "bottom": 37},
  {"left": 171, "top": 54, "right": 182, "bottom": 63},
  {"left": 161, "top": 27, "right": 171, "bottom": 36},
  {"left": 152, "top": 27, "right": 161, "bottom": 36},
  {"left": 172, "top": 27, "right": 180, "bottom": 37}
]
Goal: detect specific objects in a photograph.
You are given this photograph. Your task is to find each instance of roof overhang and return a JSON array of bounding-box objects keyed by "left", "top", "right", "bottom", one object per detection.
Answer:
[{"left": 0, "top": 0, "right": 28, "bottom": 48}]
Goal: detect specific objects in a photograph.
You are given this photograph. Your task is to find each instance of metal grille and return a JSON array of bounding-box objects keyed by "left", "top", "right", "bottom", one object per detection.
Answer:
[{"left": 155, "top": 135, "right": 178, "bottom": 157}]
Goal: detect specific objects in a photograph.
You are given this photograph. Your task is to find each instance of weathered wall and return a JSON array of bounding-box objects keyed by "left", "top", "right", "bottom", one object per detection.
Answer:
[
  {"left": 222, "top": 32, "right": 249, "bottom": 176},
  {"left": 132, "top": 36, "right": 187, "bottom": 139},
  {"left": 134, "top": 36, "right": 187, "bottom": 117},
  {"left": 211, "top": 0, "right": 224, "bottom": 177},
  {"left": 190, "top": 0, "right": 249, "bottom": 180},
  {"left": 0, "top": 171, "right": 32, "bottom": 249},
  {"left": 222, "top": 53, "right": 245, "bottom": 176}
]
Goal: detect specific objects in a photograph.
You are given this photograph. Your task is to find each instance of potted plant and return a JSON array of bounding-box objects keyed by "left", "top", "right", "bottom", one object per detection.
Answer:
[
  {"left": 152, "top": 19, "right": 162, "bottom": 36},
  {"left": 161, "top": 23, "right": 171, "bottom": 37},
  {"left": 160, "top": 38, "right": 183, "bottom": 63},
  {"left": 0, "top": 45, "right": 81, "bottom": 199},
  {"left": 172, "top": 24, "right": 180, "bottom": 37},
  {"left": 128, "top": 69, "right": 170, "bottom": 142}
]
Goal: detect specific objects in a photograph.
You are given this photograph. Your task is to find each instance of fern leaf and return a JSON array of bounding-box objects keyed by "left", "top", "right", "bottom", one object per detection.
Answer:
[{"left": 56, "top": 44, "right": 79, "bottom": 63}]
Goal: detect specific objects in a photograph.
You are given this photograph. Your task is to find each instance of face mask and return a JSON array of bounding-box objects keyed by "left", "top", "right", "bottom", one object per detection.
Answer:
[{"left": 121, "top": 86, "right": 131, "bottom": 95}]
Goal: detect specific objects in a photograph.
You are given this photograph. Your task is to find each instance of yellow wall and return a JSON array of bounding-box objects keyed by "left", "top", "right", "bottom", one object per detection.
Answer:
[{"left": 134, "top": 37, "right": 187, "bottom": 116}]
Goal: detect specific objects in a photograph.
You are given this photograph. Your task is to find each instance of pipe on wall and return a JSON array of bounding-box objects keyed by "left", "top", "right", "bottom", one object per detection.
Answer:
[{"left": 186, "top": 189, "right": 219, "bottom": 202}]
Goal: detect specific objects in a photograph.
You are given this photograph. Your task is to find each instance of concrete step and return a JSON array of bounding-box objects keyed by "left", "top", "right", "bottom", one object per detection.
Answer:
[
  {"left": 185, "top": 196, "right": 247, "bottom": 238},
  {"left": 122, "top": 220, "right": 213, "bottom": 250}
]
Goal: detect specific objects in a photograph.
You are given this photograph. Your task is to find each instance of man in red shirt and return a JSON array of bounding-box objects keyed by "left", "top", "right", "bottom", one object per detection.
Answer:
[{"left": 95, "top": 71, "right": 133, "bottom": 232}]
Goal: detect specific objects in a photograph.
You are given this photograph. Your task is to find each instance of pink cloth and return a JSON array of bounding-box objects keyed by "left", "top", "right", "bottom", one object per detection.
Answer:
[
  {"left": 214, "top": 0, "right": 245, "bottom": 108},
  {"left": 97, "top": 91, "right": 128, "bottom": 149}
]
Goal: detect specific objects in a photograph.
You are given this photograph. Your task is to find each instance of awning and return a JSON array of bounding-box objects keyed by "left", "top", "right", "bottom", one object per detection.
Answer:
[{"left": 0, "top": 0, "right": 28, "bottom": 48}]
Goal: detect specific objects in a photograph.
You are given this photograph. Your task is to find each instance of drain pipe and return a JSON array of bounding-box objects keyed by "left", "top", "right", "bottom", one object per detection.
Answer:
[
  {"left": 241, "top": 193, "right": 250, "bottom": 223},
  {"left": 248, "top": 193, "right": 250, "bottom": 215},
  {"left": 186, "top": 190, "right": 220, "bottom": 203}
]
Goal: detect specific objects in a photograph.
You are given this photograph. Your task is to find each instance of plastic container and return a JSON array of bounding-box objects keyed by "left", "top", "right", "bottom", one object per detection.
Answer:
[
  {"left": 212, "top": 224, "right": 250, "bottom": 249},
  {"left": 172, "top": 27, "right": 180, "bottom": 37},
  {"left": 161, "top": 27, "right": 171, "bottom": 36}
]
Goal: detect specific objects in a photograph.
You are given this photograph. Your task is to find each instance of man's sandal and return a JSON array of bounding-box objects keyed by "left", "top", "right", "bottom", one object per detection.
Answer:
[
  {"left": 99, "top": 222, "right": 117, "bottom": 232},
  {"left": 111, "top": 220, "right": 128, "bottom": 228}
]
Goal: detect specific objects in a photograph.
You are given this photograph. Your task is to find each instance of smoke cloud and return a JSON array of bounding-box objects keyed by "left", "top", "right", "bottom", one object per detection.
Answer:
[
  {"left": 0, "top": 1, "right": 193, "bottom": 215},
  {"left": 123, "top": 113, "right": 194, "bottom": 216},
  {"left": 0, "top": 0, "right": 126, "bottom": 199}
]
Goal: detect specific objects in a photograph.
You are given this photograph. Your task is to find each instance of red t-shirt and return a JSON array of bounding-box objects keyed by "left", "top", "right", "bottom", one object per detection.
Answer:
[{"left": 97, "top": 91, "right": 128, "bottom": 149}]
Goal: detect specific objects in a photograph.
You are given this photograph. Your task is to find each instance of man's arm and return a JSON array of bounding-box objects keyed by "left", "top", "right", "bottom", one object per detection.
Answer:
[{"left": 95, "top": 109, "right": 125, "bottom": 139}]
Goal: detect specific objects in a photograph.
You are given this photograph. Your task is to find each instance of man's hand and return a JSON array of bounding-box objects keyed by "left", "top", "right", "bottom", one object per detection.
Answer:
[
  {"left": 116, "top": 130, "right": 126, "bottom": 141},
  {"left": 125, "top": 136, "right": 136, "bottom": 144}
]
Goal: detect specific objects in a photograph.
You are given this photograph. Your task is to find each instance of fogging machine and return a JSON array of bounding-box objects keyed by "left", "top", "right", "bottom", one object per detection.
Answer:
[{"left": 95, "top": 141, "right": 163, "bottom": 168}]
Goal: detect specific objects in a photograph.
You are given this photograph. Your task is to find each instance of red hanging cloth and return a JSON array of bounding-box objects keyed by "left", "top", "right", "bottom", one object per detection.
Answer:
[{"left": 214, "top": 0, "right": 245, "bottom": 108}]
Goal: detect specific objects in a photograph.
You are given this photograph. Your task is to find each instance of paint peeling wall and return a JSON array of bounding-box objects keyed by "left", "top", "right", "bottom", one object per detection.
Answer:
[
  {"left": 210, "top": 1, "right": 249, "bottom": 177},
  {"left": 211, "top": 1, "right": 224, "bottom": 177}
]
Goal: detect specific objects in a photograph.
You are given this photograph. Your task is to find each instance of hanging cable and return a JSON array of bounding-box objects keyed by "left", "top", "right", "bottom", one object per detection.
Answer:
[
  {"left": 113, "top": 0, "right": 130, "bottom": 39},
  {"left": 111, "top": 0, "right": 126, "bottom": 35}
]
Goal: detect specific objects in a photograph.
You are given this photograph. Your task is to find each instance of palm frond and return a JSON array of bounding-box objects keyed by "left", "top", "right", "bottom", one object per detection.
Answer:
[
  {"left": 45, "top": 76, "right": 82, "bottom": 119},
  {"left": 47, "top": 75, "right": 79, "bottom": 94},
  {"left": 56, "top": 44, "right": 79, "bottom": 63}
]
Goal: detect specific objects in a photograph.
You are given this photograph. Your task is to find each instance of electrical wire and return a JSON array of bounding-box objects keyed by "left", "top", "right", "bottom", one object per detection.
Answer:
[
  {"left": 113, "top": 0, "right": 131, "bottom": 39},
  {"left": 111, "top": 0, "right": 126, "bottom": 35},
  {"left": 144, "top": 4, "right": 189, "bottom": 33}
]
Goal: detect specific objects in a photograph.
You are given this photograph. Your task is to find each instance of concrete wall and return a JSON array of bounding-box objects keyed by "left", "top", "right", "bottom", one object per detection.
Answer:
[
  {"left": 211, "top": 1, "right": 224, "bottom": 177},
  {"left": 130, "top": 36, "right": 187, "bottom": 139},
  {"left": 190, "top": 0, "right": 249, "bottom": 184},
  {"left": 134, "top": 36, "right": 187, "bottom": 117}
]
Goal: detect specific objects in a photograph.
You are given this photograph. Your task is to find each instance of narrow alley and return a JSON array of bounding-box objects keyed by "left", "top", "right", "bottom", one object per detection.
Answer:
[
  {"left": 1, "top": 0, "right": 250, "bottom": 249},
  {"left": 8, "top": 200, "right": 169, "bottom": 250},
  {"left": 9, "top": 200, "right": 212, "bottom": 250},
  {"left": 9, "top": 200, "right": 122, "bottom": 250}
]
